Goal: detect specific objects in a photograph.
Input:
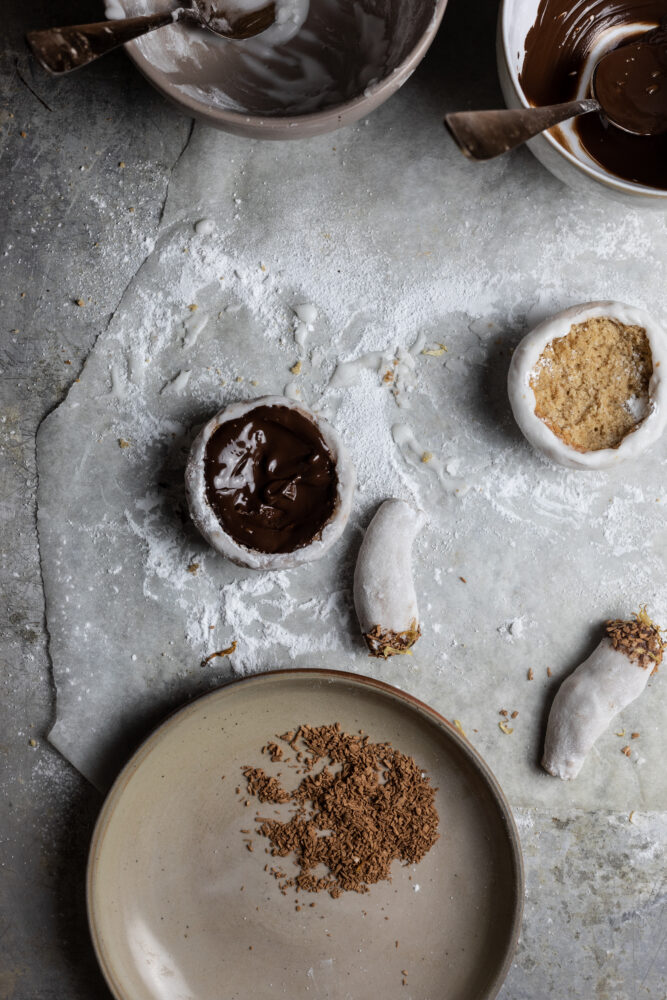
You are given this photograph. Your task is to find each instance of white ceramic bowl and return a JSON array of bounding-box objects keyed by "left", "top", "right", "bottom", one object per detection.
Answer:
[
  {"left": 496, "top": 0, "right": 667, "bottom": 205},
  {"left": 110, "top": 0, "right": 449, "bottom": 138},
  {"left": 185, "top": 395, "right": 355, "bottom": 568},
  {"left": 508, "top": 301, "right": 667, "bottom": 470}
]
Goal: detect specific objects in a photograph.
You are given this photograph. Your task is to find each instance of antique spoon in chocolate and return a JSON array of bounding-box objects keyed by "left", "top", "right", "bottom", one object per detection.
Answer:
[
  {"left": 27, "top": 0, "right": 276, "bottom": 75},
  {"left": 445, "top": 31, "right": 667, "bottom": 161}
]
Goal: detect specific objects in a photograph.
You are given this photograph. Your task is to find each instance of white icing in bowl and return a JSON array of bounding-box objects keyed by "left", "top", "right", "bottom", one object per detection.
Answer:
[
  {"left": 105, "top": 0, "right": 444, "bottom": 136},
  {"left": 507, "top": 301, "right": 667, "bottom": 470}
]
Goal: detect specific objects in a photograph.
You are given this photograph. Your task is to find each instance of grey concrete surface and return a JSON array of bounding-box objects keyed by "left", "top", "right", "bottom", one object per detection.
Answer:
[{"left": 0, "top": 2, "right": 665, "bottom": 999}]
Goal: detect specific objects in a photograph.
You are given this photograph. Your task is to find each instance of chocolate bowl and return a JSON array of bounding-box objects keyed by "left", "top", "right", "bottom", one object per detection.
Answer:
[
  {"left": 185, "top": 395, "right": 355, "bottom": 569},
  {"left": 106, "top": 0, "right": 449, "bottom": 138},
  {"left": 497, "top": 0, "right": 667, "bottom": 204}
]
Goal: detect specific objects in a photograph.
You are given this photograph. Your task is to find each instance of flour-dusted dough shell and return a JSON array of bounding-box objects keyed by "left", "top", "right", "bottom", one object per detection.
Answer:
[
  {"left": 508, "top": 301, "right": 667, "bottom": 470},
  {"left": 354, "top": 499, "right": 426, "bottom": 657},
  {"left": 185, "top": 395, "right": 355, "bottom": 570},
  {"left": 542, "top": 637, "right": 654, "bottom": 780}
]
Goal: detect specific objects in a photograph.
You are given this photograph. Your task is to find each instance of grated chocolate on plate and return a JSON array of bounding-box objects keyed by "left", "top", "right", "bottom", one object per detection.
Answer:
[{"left": 241, "top": 723, "right": 439, "bottom": 897}]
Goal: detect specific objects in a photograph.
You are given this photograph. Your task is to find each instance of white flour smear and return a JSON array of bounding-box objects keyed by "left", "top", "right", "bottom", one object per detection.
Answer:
[{"left": 37, "top": 125, "right": 667, "bottom": 807}]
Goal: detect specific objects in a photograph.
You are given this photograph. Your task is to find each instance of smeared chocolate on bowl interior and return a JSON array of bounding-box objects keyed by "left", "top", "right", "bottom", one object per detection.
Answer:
[
  {"left": 520, "top": 1, "right": 667, "bottom": 189},
  {"left": 203, "top": 404, "right": 337, "bottom": 554}
]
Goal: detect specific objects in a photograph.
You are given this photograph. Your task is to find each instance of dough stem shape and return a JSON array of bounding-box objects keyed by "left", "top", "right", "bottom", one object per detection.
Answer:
[
  {"left": 353, "top": 499, "right": 426, "bottom": 658},
  {"left": 542, "top": 609, "right": 664, "bottom": 780}
]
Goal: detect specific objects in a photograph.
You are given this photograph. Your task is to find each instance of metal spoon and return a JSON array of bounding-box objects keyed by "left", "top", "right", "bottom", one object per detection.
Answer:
[
  {"left": 444, "top": 39, "right": 667, "bottom": 161},
  {"left": 26, "top": 1, "right": 276, "bottom": 75}
]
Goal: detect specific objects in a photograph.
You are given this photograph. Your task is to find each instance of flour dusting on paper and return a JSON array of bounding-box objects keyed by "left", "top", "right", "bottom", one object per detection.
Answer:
[{"left": 36, "top": 127, "right": 667, "bottom": 804}]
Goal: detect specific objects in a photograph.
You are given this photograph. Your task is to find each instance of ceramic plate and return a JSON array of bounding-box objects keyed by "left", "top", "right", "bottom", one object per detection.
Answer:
[{"left": 87, "top": 670, "right": 524, "bottom": 1000}]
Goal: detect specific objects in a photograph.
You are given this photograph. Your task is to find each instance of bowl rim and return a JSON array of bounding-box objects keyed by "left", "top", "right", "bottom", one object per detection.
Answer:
[
  {"left": 121, "top": 0, "right": 450, "bottom": 135},
  {"left": 498, "top": 0, "right": 667, "bottom": 199}
]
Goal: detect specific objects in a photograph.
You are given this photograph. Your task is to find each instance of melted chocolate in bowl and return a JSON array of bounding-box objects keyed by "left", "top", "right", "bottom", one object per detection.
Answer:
[
  {"left": 595, "top": 25, "right": 667, "bottom": 135},
  {"left": 519, "top": 1, "right": 667, "bottom": 189},
  {"left": 204, "top": 404, "right": 337, "bottom": 554}
]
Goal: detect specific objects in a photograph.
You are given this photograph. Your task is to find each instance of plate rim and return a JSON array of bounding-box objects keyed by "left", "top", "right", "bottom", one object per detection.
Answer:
[{"left": 86, "top": 667, "right": 525, "bottom": 1000}]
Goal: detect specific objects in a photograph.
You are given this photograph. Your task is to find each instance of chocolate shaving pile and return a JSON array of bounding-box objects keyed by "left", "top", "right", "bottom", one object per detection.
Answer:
[
  {"left": 606, "top": 609, "right": 665, "bottom": 673},
  {"left": 242, "top": 767, "right": 290, "bottom": 803},
  {"left": 262, "top": 741, "right": 284, "bottom": 762},
  {"left": 241, "top": 723, "right": 439, "bottom": 898}
]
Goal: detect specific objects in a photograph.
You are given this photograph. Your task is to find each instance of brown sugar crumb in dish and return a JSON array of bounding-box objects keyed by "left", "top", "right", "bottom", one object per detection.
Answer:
[
  {"left": 530, "top": 316, "right": 652, "bottom": 452},
  {"left": 204, "top": 404, "right": 337, "bottom": 554},
  {"left": 241, "top": 723, "right": 439, "bottom": 898}
]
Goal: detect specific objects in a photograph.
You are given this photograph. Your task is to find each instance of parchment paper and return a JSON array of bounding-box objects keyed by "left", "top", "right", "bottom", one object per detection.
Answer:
[{"left": 37, "top": 112, "right": 667, "bottom": 805}]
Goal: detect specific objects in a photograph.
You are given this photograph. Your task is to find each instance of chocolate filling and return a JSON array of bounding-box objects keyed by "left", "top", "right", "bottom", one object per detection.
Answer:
[
  {"left": 520, "top": 1, "right": 667, "bottom": 189},
  {"left": 203, "top": 404, "right": 337, "bottom": 554}
]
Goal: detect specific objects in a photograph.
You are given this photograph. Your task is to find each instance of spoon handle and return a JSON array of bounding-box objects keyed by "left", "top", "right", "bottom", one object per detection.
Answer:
[
  {"left": 444, "top": 100, "right": 600, "bottom": 161},
  {"left": 26, "top": 12, "right": 183, "bottom": 75}
]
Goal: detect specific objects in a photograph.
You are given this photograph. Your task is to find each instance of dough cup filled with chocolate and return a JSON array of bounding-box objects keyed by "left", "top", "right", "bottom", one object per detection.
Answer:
[
  {"left": 186, "top": 396, "right": 355, "bottom": 569},
  {"left": 508, "top": 302, "right": 667, "bottom": 469}
]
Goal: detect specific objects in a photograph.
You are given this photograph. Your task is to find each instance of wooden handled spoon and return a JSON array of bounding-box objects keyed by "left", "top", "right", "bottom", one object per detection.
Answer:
[
  {"left": 27, "top": 0, "right": 276, "bottom": 75},
  {"left": 445, "top": 30, "right": 667, "bottom": 161}
]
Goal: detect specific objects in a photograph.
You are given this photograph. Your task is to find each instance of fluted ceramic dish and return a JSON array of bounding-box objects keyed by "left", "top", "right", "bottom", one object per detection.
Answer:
[{"left": 88, "top": 669, "right": 524, "bottom": 1000}]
